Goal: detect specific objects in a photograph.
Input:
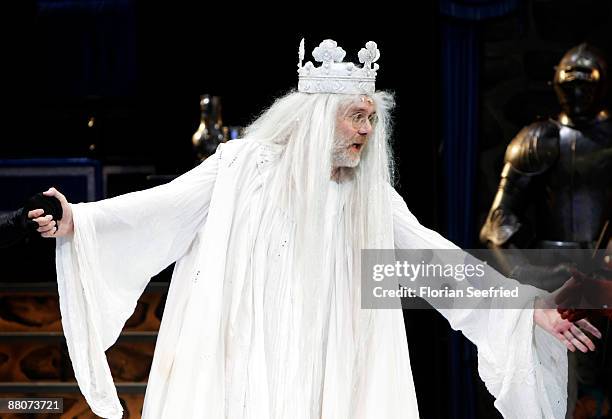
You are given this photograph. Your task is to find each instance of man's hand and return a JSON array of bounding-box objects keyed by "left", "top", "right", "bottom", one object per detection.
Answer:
[
  {"left": 534, "top": 304, "right": 601, "bottom": 352},
  {"left": 27, "top": 208, "right": 45, "bottom": 220},
  {"left": 31, "top": 188, "right": 73, "bottom": 238}
]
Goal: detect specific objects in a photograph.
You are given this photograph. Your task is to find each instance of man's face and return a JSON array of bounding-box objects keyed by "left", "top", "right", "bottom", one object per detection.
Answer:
[{"left": 332, "top": 97, "right": 377, "bottom": 169}]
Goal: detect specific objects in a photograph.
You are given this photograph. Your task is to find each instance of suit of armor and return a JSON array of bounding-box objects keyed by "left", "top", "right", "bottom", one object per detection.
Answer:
[
  {"left": 481, "top": 44, "right": 612, "bottom": 290},
  {"left": 481, "top": 43, "right": 612, "bottom": 418}
]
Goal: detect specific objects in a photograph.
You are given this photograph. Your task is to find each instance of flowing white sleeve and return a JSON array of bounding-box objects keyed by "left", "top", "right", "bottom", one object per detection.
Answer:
[
  {"left": 55, "top": 151, "right": 220, "bottom": 419},
  {"left": 390, "top": 187, "right": 568, "bottom": 419}
]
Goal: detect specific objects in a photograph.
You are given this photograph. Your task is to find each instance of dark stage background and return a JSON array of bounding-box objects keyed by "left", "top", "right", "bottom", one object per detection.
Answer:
[{"left": 1, "top": 0, "right": 612, "bottom": 418}]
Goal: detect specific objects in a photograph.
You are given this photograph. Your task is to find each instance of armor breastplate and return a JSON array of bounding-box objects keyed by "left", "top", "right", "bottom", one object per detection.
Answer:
[{"left": 535, "top": 119, "right": 612, "bottom": 242}]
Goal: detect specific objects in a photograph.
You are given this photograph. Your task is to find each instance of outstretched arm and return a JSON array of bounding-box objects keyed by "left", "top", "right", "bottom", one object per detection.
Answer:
[
  {"left": 0, "top": 208, "right": 30, "bottom": 248},
  {"left": 390, "top": 185, "right": 598, "bottom": 351},
  {"left": 390, "top": 185, "right": 594, "bottom": 418},
  {"left": 42, "top": 146, "right": 222, "bottom": 419}
]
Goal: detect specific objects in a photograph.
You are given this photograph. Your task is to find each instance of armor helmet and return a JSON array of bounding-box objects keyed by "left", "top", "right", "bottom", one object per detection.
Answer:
[{"left": 553, "top": 43, "right": 608, "bottom": 121}]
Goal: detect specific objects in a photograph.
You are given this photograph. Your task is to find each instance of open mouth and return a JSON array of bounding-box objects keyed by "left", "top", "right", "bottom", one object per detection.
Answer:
[{"left": 350, "top": 143, "right": 363, "bottom": 152}]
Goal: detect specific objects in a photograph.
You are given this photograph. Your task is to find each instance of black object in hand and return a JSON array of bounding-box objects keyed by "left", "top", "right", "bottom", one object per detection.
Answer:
[
  {"left": 23, "top": 193, "right": 63, "bottom": 232},
  {"left": 25, "top": 193, "right": 63, "bottom": 220}
]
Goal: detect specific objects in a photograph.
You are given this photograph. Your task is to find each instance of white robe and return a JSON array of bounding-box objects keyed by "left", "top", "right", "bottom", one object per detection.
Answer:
[{"left": 55, "top": 138, "right": 567, "bottom": 419}]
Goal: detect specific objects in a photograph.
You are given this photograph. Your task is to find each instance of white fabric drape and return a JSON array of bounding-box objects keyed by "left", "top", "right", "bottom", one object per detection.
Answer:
[
  {"left": 392, "top": 191, "right": 567, "bottom": 418},
  {"left": 56, "top": 147, "right": 219, "bottom": 417},
  {"left": 55, "top": 139, "right": 566, "bottom": 419}
]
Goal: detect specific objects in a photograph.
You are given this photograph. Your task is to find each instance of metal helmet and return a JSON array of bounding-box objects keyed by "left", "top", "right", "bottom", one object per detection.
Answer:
[{"left": 553, "top": 43, "right": 608, "bottom": 121}]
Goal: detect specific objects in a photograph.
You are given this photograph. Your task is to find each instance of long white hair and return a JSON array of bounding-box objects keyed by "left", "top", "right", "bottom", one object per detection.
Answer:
[{"left": 241, "top": 90, "right": 398, "bottom": 406}]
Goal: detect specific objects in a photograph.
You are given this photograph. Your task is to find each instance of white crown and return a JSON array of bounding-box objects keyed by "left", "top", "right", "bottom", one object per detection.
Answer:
[{"left": 297, "top": 39, "right": 380, "bottom": 94}]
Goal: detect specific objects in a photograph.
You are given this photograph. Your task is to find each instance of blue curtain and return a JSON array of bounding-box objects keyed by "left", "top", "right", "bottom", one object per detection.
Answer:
[
  {"left": 439, "top": 1, "right": 519, "bottom": 417},
  {"left": 37, "top": 0, "right": 137, "bottom": 97}
]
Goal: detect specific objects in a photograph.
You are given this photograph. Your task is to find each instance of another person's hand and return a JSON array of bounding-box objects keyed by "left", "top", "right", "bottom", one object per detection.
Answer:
[
  {"left": 557, "top": 308, "right": 612, "bottom": 322},
  {"left": 534, "top": 303, "right": 601, "bottom": 352},
  {"left": 553, "top": 267, "right": 612, "bottom": 322},
  {"left": 31, "top": 187, "right": 73, "bottom": 238}
]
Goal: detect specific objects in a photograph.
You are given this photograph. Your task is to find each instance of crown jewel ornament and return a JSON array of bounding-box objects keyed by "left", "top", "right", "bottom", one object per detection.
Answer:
[{"left": 297, "top": 39, "right": 380, "bottom": 94}]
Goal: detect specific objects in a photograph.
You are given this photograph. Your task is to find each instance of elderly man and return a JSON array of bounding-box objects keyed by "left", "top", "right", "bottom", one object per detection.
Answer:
[{"left": 33, "top": 39, "right": 597, "bottom": 419}]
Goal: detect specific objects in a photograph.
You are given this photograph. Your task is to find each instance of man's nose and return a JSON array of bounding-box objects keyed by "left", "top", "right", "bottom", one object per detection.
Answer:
[{"left": 358, "top": 121, "right": 373, "bottom": 135}]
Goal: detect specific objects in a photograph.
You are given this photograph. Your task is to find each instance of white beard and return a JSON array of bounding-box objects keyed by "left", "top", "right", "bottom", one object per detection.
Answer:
[{"left": 331, "top": 136, "right": 361, "bottom": 168}]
